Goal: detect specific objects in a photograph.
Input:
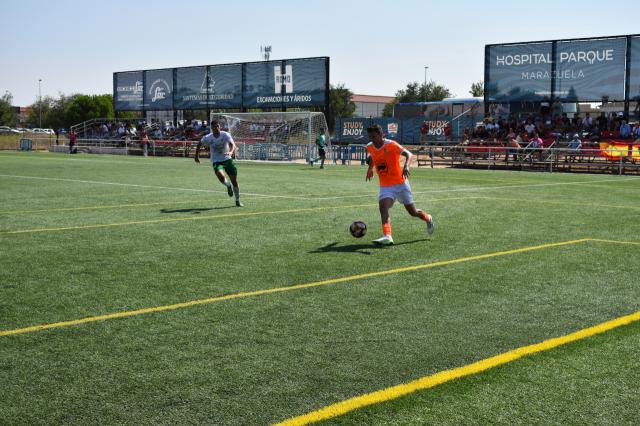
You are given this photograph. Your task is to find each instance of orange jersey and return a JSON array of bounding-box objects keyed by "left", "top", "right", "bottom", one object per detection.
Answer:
[{"left": 366, "top": 139, "right": 406, "bottom": 187}]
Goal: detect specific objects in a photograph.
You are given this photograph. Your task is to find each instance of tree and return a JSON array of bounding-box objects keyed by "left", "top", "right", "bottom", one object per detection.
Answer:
[
  {"left": 469, "top": 81, "right": 484, "bottom": 97},
  {"left": 63, "top": 94, "right": 115, "bottom": 128},
  {"left": 382, "top": 81, "right": 453, "bottom": 117},
  {"left": 25, "top": 95, "right": 55, "bottom": 128},
  {"left": 328, "top": 83, "right": 356, "bottom": 132},
  {"left": 0, "top": 91, "right": 18, "bottom": 127}
]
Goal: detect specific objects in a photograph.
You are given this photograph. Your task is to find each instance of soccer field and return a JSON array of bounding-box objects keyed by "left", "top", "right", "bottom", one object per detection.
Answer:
[{"left": 1, "top": 151, "right": 639, "bottom": 425}]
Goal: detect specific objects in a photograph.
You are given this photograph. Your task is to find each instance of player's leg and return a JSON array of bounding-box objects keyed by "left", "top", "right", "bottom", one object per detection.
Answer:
[
  {"left": 400, "top": 183, "right": 434, "bottom": 235},
  {"left": 213, "top": 163, "right": 234, "bottom": 196},
  {"left": 373, "top": 197, "right": 394, "bottom": 245},
  {"left": 403, "top": 203, "right": 435, "bottom": 235},
  {"left": 225, "top": 159, "right": 242, "bottom": 207},
  {"left": 319, "top": 149, "right": 326, "bottom": 169}
]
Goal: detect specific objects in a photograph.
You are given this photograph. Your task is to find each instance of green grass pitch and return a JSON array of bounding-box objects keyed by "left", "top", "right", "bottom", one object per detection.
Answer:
[{"left": 1, "top": 151, "right": 639, "bottom": 425}]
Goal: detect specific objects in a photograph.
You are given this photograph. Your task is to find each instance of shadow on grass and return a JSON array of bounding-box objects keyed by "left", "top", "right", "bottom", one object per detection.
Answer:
[
  {"left": 160, "top": 206, "right": 235, "bottom": 214},
  {"left": 309, "top": 239, "right": 429, "bottom": 255}
]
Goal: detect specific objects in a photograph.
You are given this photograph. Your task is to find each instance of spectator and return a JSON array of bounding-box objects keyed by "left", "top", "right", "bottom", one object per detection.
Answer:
[
  {"left": 568, "top": 134, "right": 582, "bottom": 150},
  {"left": 540, "top": 97, "right": 551, "bottom": 118},
  {"left": 524, "top": 121, "right": 536, "bottom": 136},
  {"left": 506, "top": 129, "right": 521, "bottom": 162},
  {"left": 551, "top": 99, "right": 563, "bottom": 118},
  {"left": 141, "top": 131, "right": 150, "bottom": 157},
  {"left": 619, "top": 120, "right": 632, "bottom": 139},
  {"left": 529, "top": 131, "right": 543, "bottom": 148},
  {"left": 596, "top": 112, "right": 608, "bottom": 132},
  {"left": 69, "top": 129, "right": 77, "bottom": 154}
]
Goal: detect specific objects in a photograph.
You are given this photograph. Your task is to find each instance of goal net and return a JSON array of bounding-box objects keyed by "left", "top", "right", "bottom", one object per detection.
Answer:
[{"left": 209, "top": 111, "right": 330, "bottom": 162}]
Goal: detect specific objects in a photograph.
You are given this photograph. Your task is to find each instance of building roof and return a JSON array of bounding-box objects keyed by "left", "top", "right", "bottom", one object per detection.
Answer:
[{"left": 351, "top": 94, "right": 395, "bottom": 104}]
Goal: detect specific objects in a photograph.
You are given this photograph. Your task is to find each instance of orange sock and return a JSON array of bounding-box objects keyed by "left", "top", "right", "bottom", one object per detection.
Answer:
[
  {"left": 420, "top": 212, "right": 431, "bottom": 222},
  {"left": 382, "top": 223, "right": 391, "bottom": 236}
]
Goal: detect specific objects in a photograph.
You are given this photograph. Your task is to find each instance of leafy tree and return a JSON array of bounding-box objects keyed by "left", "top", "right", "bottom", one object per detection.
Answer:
[
  {"left": 328, "top": 83, "right": 356, "bottom": 132},
  {"left": 0, "top": 91, "right": 18, "bottom": 126},
  {"left": 25, "top": 95, "right": 55, "bottom": 128},
  {"left": 382, "top": 81, "right": 453, "bottom": 117},
  {"left": 63, "top": 94, "right": 115, "bottom": 128},
  {"left": 469, "top": 81, "right": 484, "bottom": 97}
]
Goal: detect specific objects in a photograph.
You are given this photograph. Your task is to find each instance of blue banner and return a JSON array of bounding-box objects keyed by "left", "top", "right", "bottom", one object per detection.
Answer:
[
  {"left": 553, "top": 38, "right": 626, "bottom": 102},
  {"left": 335, "top": 118, "right": 370, "bottom": 143},
  {"left": 629, "top": 36, "right": 640, "bottom": 101},
  {"left": 174, "top": 66, "right": 207, "bottom": 109},
  {"left": 143, "top": 69, "right": 173, "bottom": 110},
  {"left": 243, "top": 58, "right": 327, "bottom": 108},
  {"left": 486, "top": 43, "right": 553, "bottom": 102},
  {"left": 335, "top": 118, "right": 400, "bottom": 143},
  {"left": 208, "top": 64, "right": 242, "bottom": 108},
  {"left": 114, "top": 57, "right": 328, "bottom": 111},
  {"left": 284, "top": 58, "right": 327, "bottom": 107},
  {"left": 114, "top": 71, "right": 144, "bottom": 110}
]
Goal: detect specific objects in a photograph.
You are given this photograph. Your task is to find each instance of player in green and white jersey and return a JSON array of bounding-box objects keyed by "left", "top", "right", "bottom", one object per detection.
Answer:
[{"left": 195, "top": 120, "right": 243, "bottom": 207}]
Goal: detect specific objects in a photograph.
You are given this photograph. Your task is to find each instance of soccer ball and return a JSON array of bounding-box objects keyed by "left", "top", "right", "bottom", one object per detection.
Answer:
[{"left": 349, "top": 221, "right": 367, "bottom": 238}]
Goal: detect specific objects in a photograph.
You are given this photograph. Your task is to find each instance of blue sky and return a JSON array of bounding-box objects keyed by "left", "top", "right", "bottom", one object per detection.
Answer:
[{"left": 2, "top": 0, "right": 639, "bottom": 106}]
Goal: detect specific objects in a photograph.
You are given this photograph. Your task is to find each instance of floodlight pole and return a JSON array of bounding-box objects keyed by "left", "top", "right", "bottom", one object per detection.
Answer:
[
  {"left": 423, "top": 67, "right": 429, "bottom": 102},
  {"left": 38, "top": 79, "right": 42, "bottom": 128}
]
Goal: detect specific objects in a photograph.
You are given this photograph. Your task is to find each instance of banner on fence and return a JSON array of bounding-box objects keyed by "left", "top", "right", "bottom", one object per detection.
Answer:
[{"left": 114, "top": 57, "right": 328, "bottom": 111}]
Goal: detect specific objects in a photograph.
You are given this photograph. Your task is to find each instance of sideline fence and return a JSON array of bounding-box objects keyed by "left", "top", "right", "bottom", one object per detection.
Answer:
[{"left": 7, "top": 136, "right": 637, "bottom": 175}]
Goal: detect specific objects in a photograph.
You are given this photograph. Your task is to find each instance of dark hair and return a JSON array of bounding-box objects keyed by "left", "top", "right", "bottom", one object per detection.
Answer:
[
  {"left": 211, "top": 120, "right": 220, "bottom": 127},
  {"left": 366, "top": 124, "right": 383, "bottom": 135}
]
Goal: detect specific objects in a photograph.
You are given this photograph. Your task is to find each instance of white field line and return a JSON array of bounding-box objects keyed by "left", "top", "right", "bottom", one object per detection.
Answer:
[
  {"left": 0, "top": 173, "right": 637, "bottom": 202},
  {"left": 0, "top": 174, "right": 310, "bottom": 200}
]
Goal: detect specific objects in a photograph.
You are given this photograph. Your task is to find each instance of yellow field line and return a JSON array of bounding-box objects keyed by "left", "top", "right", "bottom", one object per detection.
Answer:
[
  {"left": 275, "top": 309, "right": 640, "bottom": 426},
  {"left": 0, "top": 204, "right": 371, "bottom": 235},
  {"left": 0, "top": 199, "right": 210, "bottom": 215},
  {"left": 0, "top": 238, "right": 590, "bottom": 337},
  {"left": 275, "top": 237, "right": 640, "bottom": 425},
  {"left": 0, "top": 196, "right": 479, "bottom": 235},
  {"left": 589, "top": 238, "right": 640, "bottom": 246}
]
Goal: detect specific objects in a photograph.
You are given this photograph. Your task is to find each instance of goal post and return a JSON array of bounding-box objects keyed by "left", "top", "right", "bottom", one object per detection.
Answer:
[{"left": 209, "top": 111, "right": 330, "bottom": 162}]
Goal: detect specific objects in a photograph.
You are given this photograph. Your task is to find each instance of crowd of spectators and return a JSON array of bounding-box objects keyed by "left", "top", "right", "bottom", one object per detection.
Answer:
[
  {"left": 78, "top": 117, "right": 302, "bottom": 144},
  {"left": 463, "top": 110, "right": 640, "bottom": 151},
  {"left": 80, "top": 119, "right": 209, "bottom": 141}
]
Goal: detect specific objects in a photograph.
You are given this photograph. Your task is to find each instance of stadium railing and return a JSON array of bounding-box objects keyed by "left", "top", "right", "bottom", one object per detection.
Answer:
[
  {"left": 40, "top": 136, "right": 640, "bottom": 175},
  {"left": 415, "top": 143, "right": 640, "bottom": 175}
]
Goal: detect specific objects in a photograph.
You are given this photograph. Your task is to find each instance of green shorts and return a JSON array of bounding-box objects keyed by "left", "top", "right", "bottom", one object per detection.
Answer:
[{"left": 212, "top": 158, "right": 238, "bottom": 176}]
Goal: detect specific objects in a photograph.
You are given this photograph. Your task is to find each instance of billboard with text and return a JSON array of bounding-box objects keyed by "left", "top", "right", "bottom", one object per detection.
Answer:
[
  {"left": 143, "top": 69, "right": 173, "bottom": 110},
  {"left": 114, "top": 71, "right": 144, "bottom": 110},
  {"left": 485, "top": 36, "right": 635, "bottom": 103},
  {"left": 552, "top": 37, "right": 626, "bottom": 101},
  {"left": 114, "top": 57, "right": 328, "bottom": 111}
]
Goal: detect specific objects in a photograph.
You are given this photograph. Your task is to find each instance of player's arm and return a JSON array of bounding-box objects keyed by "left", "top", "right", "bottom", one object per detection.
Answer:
[
  {"left": 228, "top": 136, "right": 236, "bottom": 158},
  {"left": 401, "top": 149, "right": 412, "bottom": 177},
  {"left": 195, "top": 140, "right": 203, "bottom": 163},
  {"left": 365, "top": 155, "right": 374, "bottom": 181}
]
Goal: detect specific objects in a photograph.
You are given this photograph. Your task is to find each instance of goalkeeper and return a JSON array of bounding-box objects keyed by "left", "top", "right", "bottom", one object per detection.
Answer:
[{"left": 309, "top": 128, "right": 327, "bottom": 169}]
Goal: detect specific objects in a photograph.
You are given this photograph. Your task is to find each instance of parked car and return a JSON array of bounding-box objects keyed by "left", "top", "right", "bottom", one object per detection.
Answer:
[
  {"left": 0, "top": 126, "right": 21, "bottom": 134},
  {"left": 31, "top": 128, "right": 55, "bottom": 134}
]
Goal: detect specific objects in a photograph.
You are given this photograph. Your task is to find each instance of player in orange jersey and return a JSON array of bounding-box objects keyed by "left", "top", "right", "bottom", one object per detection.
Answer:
[{"left": 365, "top": 124, "right": 434, "bottom": 245}]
